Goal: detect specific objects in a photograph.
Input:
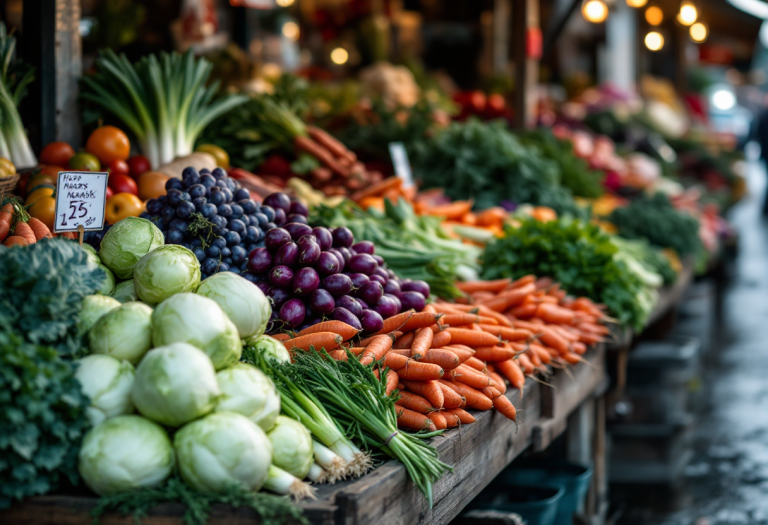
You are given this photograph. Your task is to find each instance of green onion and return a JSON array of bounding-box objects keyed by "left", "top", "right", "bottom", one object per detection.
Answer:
[
  {"left": 80, "top": 49, "right": 247, "bottom": 168},
  {"left": 263, "top": 465, "right": 316, "bottom": 501},
  {"left": 0, "top": 23, "right": 36, "bottom": 168}
]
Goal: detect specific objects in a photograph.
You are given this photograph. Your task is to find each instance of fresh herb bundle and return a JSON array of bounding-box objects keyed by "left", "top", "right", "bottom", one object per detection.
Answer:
[
  {"left": 0, "top": 332, "right": 91, "bottom": 508},
  {"left": 608, "top": 192, "right": 701, "bottom": 257},
  {"left": 410, "top": 119, "right": 585, "bottom": 217},
  {"left": 481, "top": 218, "right": 654, "bottom": 329},
  {"left": 0, "top": 238, "right": 106, "bottom": 356}
]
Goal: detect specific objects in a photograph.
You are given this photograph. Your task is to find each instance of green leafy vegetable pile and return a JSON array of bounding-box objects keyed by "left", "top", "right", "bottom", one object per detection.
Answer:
[
  {"left": 0, "top": 238, "right": 106, "bottom": 356},
  {"left": 481, "top": 218, "right": 655, "bottom": 329},
  {"left": 312, "top": 198, "right": 480, "bottom": 299},
  {"left": 410, "top": 119, "right": 585, "bottom": 217},
  {"left": 517, "top": 129, "right": 605, "bottom": 198},
  {"left": 608, "top": 192, "right": 701, "bottom": 257},
  {"left": 0, "top": 332, "right": 91, "bottom": 508}
]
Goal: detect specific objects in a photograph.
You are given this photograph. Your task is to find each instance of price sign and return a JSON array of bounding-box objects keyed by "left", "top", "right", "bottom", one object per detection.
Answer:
[
  {"left": 54, "top": 171, "right": 109, "bottom": 233},
  {"left": 388, "top": 142, "right": 414, "bottom": 188}
]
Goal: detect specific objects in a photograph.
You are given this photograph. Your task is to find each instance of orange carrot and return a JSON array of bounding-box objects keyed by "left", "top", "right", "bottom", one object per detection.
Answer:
[
  {"left": 351, "top": 176, "right": 403, "bottom": 202},
  {"left": 426, "top": 411, "right": 448, "bottom": 430},
  {"left": 419, "top": 348, "right": 460, "bottom": 370},
  {"left": 271, "top": 333, "right": 292, "bottom": 341},
  {"left": 509, "top": 303, "right": 538, "bottom": 319},
  {"left": 493, "top": 395, "right": 517, "bottom": 421},
  {"left": 438, "top": 382, "right": 465, "bottom": 408},
  {"left": 396, "top": 391, "right": 434, "bottom": 413},
  {"left": 402, "top": 380, "right": 444, "bottom": 409},
  {"left": 572, "top": 341, "right": 587, "bottom": 355},
  {"left": 483, "top": 386, "right": 501, "bottom": 399},
  {"left": 445, "top": 328, "right": 499, "bottom": 347},
  {"left": 385, "top": 370, "right": 399, "bottom": 396},
  {"left": 496, "top": 359, "right": 526, "bottom": 391},
  {"left": 443, "top": 411, "right": 460, "bottom": 428},
  {"left": 307, "top": 125, "right": 356, "bottom": 163},
  {"left": 384, "top": 351, "right": 410, "bottom": 370},
  {"left": 477, "top": 324, "right": 533, "bottom": 341},
  {"left": 14, "top": 222, "right": 36, "bottom": 244},
  {"left": 297, "top": 321, "right": 360, "bottom": 341},
  {"left": 27, "top": 217, "right": 52, "bottom": 240},
  {"left": 529, "top": 343, "right": 552, "bottom": 365},
  {"left": 440, "top": 313, "right": 498, "bottom": 327},
  {"left": 480, "top": 283, "right": 537, "bottom": 312},
  {"left": 442, "top": 345, "right": 475, "bottom": 364},
  {"left": 455, "top": 278, "right": 511, "bottom": 294},
  {"left": 463, "top": 357, "right": 487, "bottom": 372},
  {"left": 517, "top": 353, "right": 535, "bottom": 375},
  {"left": 395, "top": 406, "right": 433, "bottom": 431},
  {"left": 294, "top": 135, "right": 349, "bottom": 176},
  {"left": 451, "top": 364, "right": 493, "bottom": 390},
  {"left": 474, "top": 345, "right": 516, "bottom": 362},
  {"left": 509, "top": 275, "right": 537, "bottom": 289},
  {"left": 393, "top": 332, "right": 415, "bottom": 349},
  {"left": 430, "top": 330, "right": 452, "bottom": 348},
  {"left": 445, "top": 380, "right": 493, "bottom": 410},
  {"left": 536, "top": 303, "right": 575, "bottom": 325},
  {"left": 401, "top": 312, "right": 444, "bottom": 333},
  {"left": 4, "top": 235, "right": 28, "bottom": 247},
  {"left": 421, "top": 200, "right": 473, "bottom": 220},
  {"left": 446, "top": 408, "right": 476, "bottom": 424},
  {"left": 328, "top": 350, "right": 349, "bottom": 361},
  {"left": 489, "top": 372, "right": 507, "bottom": 394},
  {"left": 539, "top": 328, "right": 570, "bottom": 355},
  {"left": 359, "top": 334, "right": 394, "bottom": 365},
  {"left": 283, "top": 333, "right": 342, "bottom": 352},
  {"left": 375, "top": 311, "right": 414, "bottom": 334},
  {"left": 397, "top": 360, "right": 444, "bottom": 381}
]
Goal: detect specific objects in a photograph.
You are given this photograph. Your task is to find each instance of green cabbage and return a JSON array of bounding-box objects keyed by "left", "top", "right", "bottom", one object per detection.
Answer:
[
  {"left": 244, "top": 334, "right": 291, "bottom": 364},
  {"left": 75, "top": 354, "right": 135, "bottom": 425},
  {"left": 89, "top": 302, "right": 153, "bottom": 364},
  {"left": 267, "top": 416, "right": 313, "bottom": 479},
  {"left": 196, "top": 272, "right": 271, "bottom": 338},
  {"left": 133, "top": 245, "right": 201, "bottom": 305},
  {"left": 112, "top": 279, "right": 138, "bottom": 303},
  {"left": 77, "top": 294, "right": 121, "bottom": 336},
  {"left": 98, "top": 217, "right": 164, "bottom": 279},
  {"left": 215, "top": 363, "right": 281, "bottom": 431}
]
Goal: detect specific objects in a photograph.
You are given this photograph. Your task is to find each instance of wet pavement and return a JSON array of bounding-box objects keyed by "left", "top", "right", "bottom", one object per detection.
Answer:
[{"left": 617, "top": 159, "right": 768, "bottom": 525}]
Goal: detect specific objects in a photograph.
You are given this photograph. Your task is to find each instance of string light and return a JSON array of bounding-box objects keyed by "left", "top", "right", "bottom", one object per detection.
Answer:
[
  {"left": 645, "top": 31, "right": 664, "bottom": 51},
  {"left": 281, "top": 21, "right": 299, "bottom": 40},
  {"left": 627, "top": 0, "right": 648, "bottom": 7},
  {"left": 582, "top": 0, "right": 609, "bottom": 23},
  {"left": 276, "top": 0, "right": 295, "bottom": 7},
  {"left": 677, "top": 1, "right": 698, "bottom": 25},
  {"left": 690, "top": 22, "right": 708, "bottom": 42},
  {"left": 330, "top": 47, "right": 349, "bottom": 65},
  {"left": 645, "top": 6, "right": 664, "bottom": 25}
]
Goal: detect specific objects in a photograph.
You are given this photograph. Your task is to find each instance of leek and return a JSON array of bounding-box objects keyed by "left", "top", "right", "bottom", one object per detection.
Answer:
[
  {"left": 0, "top": 23, "right": 36, "bottom": 168},
  {"left": 80, "top": 49, "right": 247, "bottom": 168}
]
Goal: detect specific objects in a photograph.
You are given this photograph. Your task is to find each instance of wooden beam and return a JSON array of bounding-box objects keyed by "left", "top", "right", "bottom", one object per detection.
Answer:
[
  {"left": 513, "top": 0, "right": 539, "bottom": 129},
  {"left": 542, "top": 0, "right": 581, "bottom": 60}
]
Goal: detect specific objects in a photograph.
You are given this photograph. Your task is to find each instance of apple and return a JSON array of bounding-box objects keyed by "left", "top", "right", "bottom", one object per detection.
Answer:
[
  {"left": 106, "top": 186, "right": 114, "bottom": 200},
  {"left": 108, "top": 173, "right": 138, "bottom": 196},
  {"left": 127, "top": 155, "right": 151, "bottom": 179},
  {"left": 108, "top": 159, "right": 130, "bottom": 176},
  {"left": 105, "top": 193, "right": 144, "bottom": 225}
]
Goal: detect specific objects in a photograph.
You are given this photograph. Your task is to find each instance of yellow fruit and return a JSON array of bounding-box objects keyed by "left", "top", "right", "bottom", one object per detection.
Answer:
[
  {"left": 29, "top": 196, "right": 56, "bottom": 230},
  {"left": 0, "top": 157, "right": 15, "bottom": 178},
  {"left": 26, "top": 186, "right": 55, "bottom": 206},
  {"left": 195, "top": 144, "right": 230, "bottom": 169}
]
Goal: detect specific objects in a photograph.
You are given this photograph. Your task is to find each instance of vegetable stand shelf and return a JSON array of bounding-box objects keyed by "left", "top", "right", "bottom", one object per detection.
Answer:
[{"left": 1, "top": 347, "right": 605, "bottom": 525}]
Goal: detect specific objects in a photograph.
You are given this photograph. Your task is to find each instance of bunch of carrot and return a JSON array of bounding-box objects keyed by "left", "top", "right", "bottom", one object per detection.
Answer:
[{"left": 0, "top": 199, "right": 62, "bottom": 247}]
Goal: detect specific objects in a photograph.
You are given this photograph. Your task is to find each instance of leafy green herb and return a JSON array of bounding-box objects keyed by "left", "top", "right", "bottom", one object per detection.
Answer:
[
  {"left": 608, "top": 192, "right": 701, "bottom": 257},
  {"left": 410, "top": 119, "right": 585, "bottom": 217},
  {"left": 0, "top": 332, "right": 91, "bottom": 508},
  {"left": 0, "top": 238, "right": 106, "bottom": 356},
  {"left": 290, "top": 154, "right": 320, "bottom": 175},
  {"left": 92, "top": 477, "right": 307, "bottom": 525},
  {"left": 481, "top": 218, "right": 653, "bottom": 329}
]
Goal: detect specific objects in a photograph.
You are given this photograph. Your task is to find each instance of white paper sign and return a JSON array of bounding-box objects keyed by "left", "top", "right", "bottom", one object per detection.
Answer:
[
  {"left": 54, "top": 171, "right": 109, "bottom": 233},
  {"left": 388, "top": 142, "right": 414, "bottom": 188}
]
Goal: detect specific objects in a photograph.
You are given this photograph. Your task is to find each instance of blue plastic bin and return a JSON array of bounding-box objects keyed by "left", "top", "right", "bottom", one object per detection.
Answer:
[{"left": 470, "top": 484, "right": 564, "bottom": 525}]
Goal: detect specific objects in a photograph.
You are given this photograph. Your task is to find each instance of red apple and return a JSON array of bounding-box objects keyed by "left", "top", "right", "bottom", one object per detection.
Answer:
[
  {"left": 106, "top": 186, "right": 114, "bottom": 199},
  {"left": 127, "top": 155, "right": 151, "bottom": 179},
  {"left": 108, "top": 173, "right": 138, "bottom": 196},
  {"left": 108, "top": 159, "right": 130, "bottom": 176}
]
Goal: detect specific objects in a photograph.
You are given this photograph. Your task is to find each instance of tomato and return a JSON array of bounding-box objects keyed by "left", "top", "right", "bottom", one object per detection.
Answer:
[
  {"left": 38, "top": 164, "right": 66, "bottom": 178},
  {"left": 127, "top": 155, "right": 151, "bottom": 179},
  {"left": 108, "top": 159, "right": 130, "bottom": 175},
  {"left": 106, "top": 186, "right": 114, "bottom": 200},
  {"left": 108, "top": 173, "right": 139, "bottom": 195},
  {"left": 86, "top": 126, "right": 131, "bottom": 165},
  {"left": 137, "top": 171, "right": 169, "bottom": 201},
  {"left": 69, "top": 152, "right": 101, "bottom": 172},
  {"left": 105, "top": 193, "right": 144, "bottom": 224},
  {"left": 29, "top": 196, "right": 56, "bottom": 230},
  {"left": 196, "top": 144, "right": 230, "bottom": 169},
  {"left": 40, "top": 142, "right": 75, "bottom": 167}
]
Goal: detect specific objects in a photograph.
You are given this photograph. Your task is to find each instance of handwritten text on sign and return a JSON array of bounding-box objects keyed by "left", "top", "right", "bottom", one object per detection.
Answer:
[{"left": 54, "top": 171, "right": 109, "bottom": 233}]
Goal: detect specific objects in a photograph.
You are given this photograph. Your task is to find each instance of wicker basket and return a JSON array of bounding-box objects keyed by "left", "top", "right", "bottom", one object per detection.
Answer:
[{"left": 0, "top": 173, "right": 20, "bottom": 195}]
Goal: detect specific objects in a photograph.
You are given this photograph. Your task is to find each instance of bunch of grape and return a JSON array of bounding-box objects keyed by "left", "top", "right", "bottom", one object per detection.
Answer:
[
  {"left": 142, "top": 167, "right": 309, "bottom": 280},
  {"left": 245, "top": 193, "right": 430, "bottom": 333}
]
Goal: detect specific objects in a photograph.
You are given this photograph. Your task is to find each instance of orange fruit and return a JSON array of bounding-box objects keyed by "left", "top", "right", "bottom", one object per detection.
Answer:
[
  {"left": 86, "top": 126, "right": 131, "bottom": 165},
  {"left": 29, "top": 196, "right": 57, "bottom": 230},
  {"left": 137, "top": 171, "right": 170, "bottom": 201},
  {"left": 105, "top": 193, "right": 144, "bottom": 225}
]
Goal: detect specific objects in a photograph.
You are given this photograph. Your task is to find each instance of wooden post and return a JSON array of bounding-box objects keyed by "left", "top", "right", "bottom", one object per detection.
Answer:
[{"left": 513, "top": 0, "right": 540, "bottom": 129}]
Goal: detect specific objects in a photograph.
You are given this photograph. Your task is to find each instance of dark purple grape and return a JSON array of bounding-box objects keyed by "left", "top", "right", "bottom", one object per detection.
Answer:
[
  {"left": 316, "top": 252, "right": 341, "bottom": 276},
  {"left": 268, "top": 287, "right": 291, "bottom": 307},
  {"left": 264, "top": 192, "right": 292, "bottom": 213},
  {"left": 229, "top": 219, "right": 246, "bottom": 234},
  {"left": 240, "top": 199, "right": 257, "bottom": 214},
  {"left": 372, "top": 295, "right": 400, "bottom": 318},
  {"left": 373, "top": 267, "right": 389, "bottom": 280},
  {"left": 297, "top": 239, "right": 321, "bottom": 266},
  {"left": 312, "top": 227, "right": 333, "bottom": 250},
  {"left": 370, "top": 274, "right": 387, "bottom": 286},
  {"left": 189, "top": 184, "right": 206, "bottom": 199},
  {"left": 383, "top": 280, "right": 402, "bottom": 297},
  {"left": 360, "top": 310, "right": 384, "bottom": 334},
  {"left": 336, "top": 295, "right": 363, "bottom": 317},
  {"left": 231, "top": 204, "right": 244, "bottom": 218},
  {"left": 322, "top": 274, "right": 353, "bottom": 296},
  {"left": 166, "top": 229, "right": 184, "bottom": 244},
  {"left": 310, "top": 289, "right": 335, "bottom": 315},
  {"left": 400, "top": 291, "right": 426, "bottom": 312},
  {"left": 202, "top": 258, "right": 219, "bottom": 274},
  {"left": 401, "top": 280, "right": 430, "bottom": 297},
  {"left": 351, "top": 241, "right": 375, "bottom": 255},
  {"left": 269, "top": 265, "right": 294, "bottom": 288},
  {"left": 255, "top": 281, "right": 271, "bottom": 295},
  {"left": 289, "top": 200, "right": 309, "bottom": 217},
  {"left": 225, "top": 231, "right": 241, "bottom": 246},
  {"left": 218, "top": 204, "right": 233, "bottom": 218},
  {"left": 285, "top": 222, "right": 313, "bottom": 240},
  {"left": 275, "top": 242, "right": 299, "bottom": 267},
  {"left": 332, "top": 227, "right": 354, "bottom": 248},
  {"left": 231, "top": 246, "right": 247, "bottom": 264},
  {"left": 280, "top": 299, "right": 306, "bottom": 328},
  {"left": 357, "top": 281, "right": 383, "bottom": 305},
  {"left": 373, "top": 255, "right": 385, "bottom": 266},
  {"left": 347, "top": 273, "right": 370, "bottom": 289},
  {"left": 332, "top": 307, "right": 362, "bottom": 330},
  {"left": 286, "top": 214, "right": 307, "bottom": 224},
  {"left": 384, "top": 293, "right": 402, "bottom": 313},
  {"left": 265, "top": 228, "right": 292, "bottom": 252},
  {"left": 274, "top": 208, "right": 286, "bottom": 226},
  {"left": 146, "top": 199, "right": 163, "bottom": 215},
  {"left": 348, "top": 254, "right": 377, "bottom": 275},
  {"left": 201, "top": 203, "right": 217, "bottom": 218},
  {"left": 293, "top": 267, "right": 320, "bottom": 296}
]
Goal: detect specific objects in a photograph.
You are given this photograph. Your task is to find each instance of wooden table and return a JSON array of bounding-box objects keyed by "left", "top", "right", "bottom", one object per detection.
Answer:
[{"left": 2, "top": 347, "right": 606, "bottom": 525}]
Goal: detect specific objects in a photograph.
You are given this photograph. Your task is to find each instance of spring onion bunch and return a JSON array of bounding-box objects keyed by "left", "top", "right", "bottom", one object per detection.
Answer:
[
  {"left": 80, "top": 49, "right": 247, "bottom": 168},
  {"left": 0, "top": 23, "right": 36, "bottom": 168}
]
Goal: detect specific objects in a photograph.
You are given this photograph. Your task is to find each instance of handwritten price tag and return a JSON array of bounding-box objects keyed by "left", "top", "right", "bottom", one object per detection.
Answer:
[
  {"left": 54, "top": 171, "right": 109, "bottom": 233},
  {"left": 388, "top": 142, "right": 414, "bottom": 188}
]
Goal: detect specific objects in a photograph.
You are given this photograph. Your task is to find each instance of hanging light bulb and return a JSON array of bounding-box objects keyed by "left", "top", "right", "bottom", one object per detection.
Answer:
[
  {"left": 645, "top": 31, "right": 665, "bottom": 51},
  {"left": 330, "top": 47, "right": 349, "bottom": 65},
  {"left": 677, "top": 1, "right": 698, "bottom": 25},
  {"left": 582, "top": 0, "right": 609, "bottom": 23},
  {"left": 645, "top": 6, "right": 664, "bottom": 25},
  {"left": 690, "top": 21, "right": 708, "bottom": 42},
  {"left": 627, "top": 0, "right": 648, "bottom": 7}
]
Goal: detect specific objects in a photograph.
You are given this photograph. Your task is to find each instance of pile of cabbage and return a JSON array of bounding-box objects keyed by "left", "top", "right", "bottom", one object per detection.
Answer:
[{"left": 73, "top": 216, "right": 329, "bottom": 501}]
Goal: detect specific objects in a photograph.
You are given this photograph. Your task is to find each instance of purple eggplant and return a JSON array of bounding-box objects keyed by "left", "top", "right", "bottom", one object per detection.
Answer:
[
  {"left": 357, "top": 281, "right": 383, "bottom": 305},
  {"left": 372, "top": 295, "right": 399, "bottom": 319},
  {"left": 285, "top": 222, "right": 313, "bottom": 241},
  {"left": 348, "top": 253, "right": 377, "bottom": 275},
  {"left": 384, "top": 293, "right": 402, "bottom": 313},
  {"left": 383, "top": 279, "right": 402, "bottom": 297},
  {"left": 369, "top": 274, "right": 387, "bottom": 286},
  {"left": 297, "top": 239, "right": 321, "bottom": 266},
  {"left": 347, "top": 272, "right": 370, "bottom": 289},
  {"left": 293, "top": 267, "right": 320, "bottom": 296},
  {"left": 290, "top": 200, "right": 309, "bottom": 217},
  {"left": 269, "top": 265, "right": 294, "bottom": 288},
  {"left": 351, "top": 241, "right": 375, "bottom": 255},
  {"left": 360, "top": 309, "right": 384, "bottom": 334},
  {"left": 275, "top": 242, "right": 299, "bottom": 267},
  {"left": 247, "top": 247, "right": 273, "bottom": 274},
  {"left": 332, "top": 226, "right": 354, "bottom": 248},
  {"left": 322, "top": 274, "right": 354, "bottom": 296},
  {"left": 400, "top": 291, "right": 426, "bottom": 312},
  {"left": 332, "top": 307, "right": 362, "bottom": 330},
  {"left": 268, "top": 286, "right": 291, "bottom": 307},
  {"left": 312, "top": 227, "right": 333, "bottom": 251},
  {"left": 401, "top": 280, "right": 430, "bottom": 298},
  {"left": 310, "top": 289, "right": 335, "bottom": 315},
  {"left": 264, "top": 192, "right": 292, "bottom": 213},
  {"left": 265, "top": 228, "right": 292, "bottom": 252},
  {"left": 279, "top": 299, "right": 306, "bottom": 328},
  {"left": 316, "top": 251, "right": 341, "bottom": 276},
  {"left": 336, "top": 295, "right": 363, "bottom": 317}
]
